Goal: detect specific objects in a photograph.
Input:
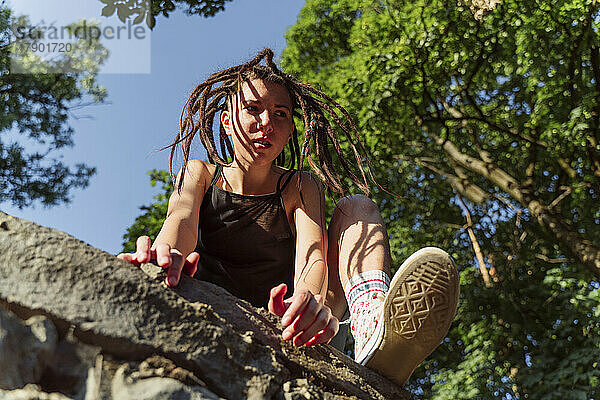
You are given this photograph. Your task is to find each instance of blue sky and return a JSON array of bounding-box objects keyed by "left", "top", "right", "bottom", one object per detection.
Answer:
[{"left": 2, "top": 0, "right": 306, "bottom": 254}]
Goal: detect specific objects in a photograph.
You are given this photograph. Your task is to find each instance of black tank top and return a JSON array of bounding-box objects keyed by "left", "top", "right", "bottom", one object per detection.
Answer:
[{"left": 193, "top": 165, "right": 296, "bottom": 308}]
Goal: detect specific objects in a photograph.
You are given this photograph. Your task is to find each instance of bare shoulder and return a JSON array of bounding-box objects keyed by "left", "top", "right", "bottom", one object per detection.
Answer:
[
  {"left": 297, "top": 170, "right": 324, "bottom": 193},
  {"left": 166, "top": 159, "right": 215, "bottom": 218},
  {"left": 184, "top": 159, "right": 212, "bottom": 178},
  {"left": 170, "top": 160, "right": 218, "bottom": 205},
  {"left": 176, "top": 159, "right": 214, "bottom": 188},
  {"left": 281, "top": 170, "right": 325, "bottom": 212}
]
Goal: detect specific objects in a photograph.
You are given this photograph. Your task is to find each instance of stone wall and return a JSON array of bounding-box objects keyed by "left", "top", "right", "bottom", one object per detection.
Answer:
[{"left": 0, "top": 212, "right": 409, "bottom": 400}]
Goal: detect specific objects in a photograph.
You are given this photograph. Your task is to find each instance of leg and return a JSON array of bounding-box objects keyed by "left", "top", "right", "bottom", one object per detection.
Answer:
[
  {"left": 325, "top": 194, "right": 391, "bottom": 319},
  {"left": 325, "top": 195, "right": 460, "bottom": 387}
]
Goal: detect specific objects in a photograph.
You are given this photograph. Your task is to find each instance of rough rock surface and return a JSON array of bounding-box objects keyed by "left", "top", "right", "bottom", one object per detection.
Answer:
[
  {"left": 0, "top": 308, "right": 57, "bottom": 389},
  {"left": 0, "top": 384, "right": 73, "bottom": 400},
  {"left": 111, "top": 364, "right": 221, "bottom": 400},
  {"left": 0, "top": 211, "right": 410, "bottom": 399}
]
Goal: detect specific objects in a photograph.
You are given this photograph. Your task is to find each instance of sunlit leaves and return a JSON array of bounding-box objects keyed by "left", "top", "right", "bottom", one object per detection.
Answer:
[{"left": 283, "top": 0, "right": 600, "bottom": 397}]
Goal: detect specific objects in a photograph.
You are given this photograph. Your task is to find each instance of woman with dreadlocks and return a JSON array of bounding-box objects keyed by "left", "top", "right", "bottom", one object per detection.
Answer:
[{"left": 118, "top": 49, "right": 459, "bottom": 386}]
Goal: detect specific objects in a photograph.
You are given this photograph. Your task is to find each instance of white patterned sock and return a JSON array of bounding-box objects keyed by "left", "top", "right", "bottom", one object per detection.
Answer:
[{"left": 343, "top": 270, "right": 390, "bottom": 358}]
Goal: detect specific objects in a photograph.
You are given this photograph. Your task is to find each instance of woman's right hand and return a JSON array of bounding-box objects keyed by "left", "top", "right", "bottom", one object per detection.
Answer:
[{"left": 117, "top": 236, "right": 200, "bottom": 287}]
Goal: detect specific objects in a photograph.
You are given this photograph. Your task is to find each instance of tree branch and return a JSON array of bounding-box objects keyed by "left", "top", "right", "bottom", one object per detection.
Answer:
[
  {"left": 418, "top": 121, "right": 600, "bottom": 278},
  {"left": 416, "top": 157, "right": 489, "bottom": 203},
  {"left": 535, "top": 254, "right": 574, "bottom": 264},
  {"left": 548, "top": 186, "right": 572, "bottom": 210},
  {"left": 457, "top": 194, "right": 492, "bottom": 287}
]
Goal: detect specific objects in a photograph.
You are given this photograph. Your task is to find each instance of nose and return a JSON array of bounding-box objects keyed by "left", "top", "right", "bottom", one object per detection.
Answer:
[{"left": 257, "top": 110, "right": 273, "bottom": 133}]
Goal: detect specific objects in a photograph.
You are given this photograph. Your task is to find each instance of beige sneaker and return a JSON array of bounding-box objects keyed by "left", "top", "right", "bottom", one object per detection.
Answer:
[{"left": 355, "top": 247, "right": 460, "bottom": 386}]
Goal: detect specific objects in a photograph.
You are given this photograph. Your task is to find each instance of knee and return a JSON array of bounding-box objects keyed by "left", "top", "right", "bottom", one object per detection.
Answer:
[{"left": 332, "top": 194, "right": 381, "bottom": 222}]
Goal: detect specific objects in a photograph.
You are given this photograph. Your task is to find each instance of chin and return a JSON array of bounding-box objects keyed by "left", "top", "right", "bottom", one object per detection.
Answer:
[
  {"left": 254, "top": 157, "right": 277, "bottom": 167},
  {"left": 242, "top": 152, "right": 275, "bottom": 166}
]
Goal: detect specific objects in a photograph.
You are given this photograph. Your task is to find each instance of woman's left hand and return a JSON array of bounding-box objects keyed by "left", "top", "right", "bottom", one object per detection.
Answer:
[{"left": 268, "top": 283, "right": 339, "bottom": 347}]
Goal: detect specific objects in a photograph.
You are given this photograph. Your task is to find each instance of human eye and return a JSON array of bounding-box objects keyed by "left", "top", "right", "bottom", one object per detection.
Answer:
[
  {"left": 275, "top": 109, "right": 288, "bottom": 118},
  {"left": 244, "top": 105, "right": 258, "bottom": 112}
]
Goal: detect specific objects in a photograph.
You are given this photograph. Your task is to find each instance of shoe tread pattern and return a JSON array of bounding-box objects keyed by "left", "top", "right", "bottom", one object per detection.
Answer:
[{"left": 389, "top": 260, "right": 457, "bottom": 344}]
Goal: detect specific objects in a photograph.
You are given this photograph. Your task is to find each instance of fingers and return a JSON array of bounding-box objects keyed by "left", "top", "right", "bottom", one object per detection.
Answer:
[
  {"left": 136, "top": 236, "right": 152, "bottom": 263},
  {"left": 154, "top": 243, "right": 172, "bottom": 268},
  {"left": 163, "top": 249, "right": 183, "bottom": 287},
  {"left": 292, "top": 306, "right": 334, "bottom": 347},
  {"left": 281, "top": 290, "right": 312, "bottom": 328},
  {"left": 268, "top": 283, "right": 288, "bottom": 316},
  {"left": 117, "top": 253, "right": 140, "bottom": 267},
  {"left": 304, "top": 317, "right": 339, "bottom": 347},
  {"left": 279, "top": 291, "right": 338, "bottom": 347},
  {"left": 182, "top": 252, "right": 200, "bottom": 277},
  {"left": 119, "top": 237, "right": 194, "bottom": 288},
  {"left": 281, "top": 291, "right": 321, "bottom": 341}
]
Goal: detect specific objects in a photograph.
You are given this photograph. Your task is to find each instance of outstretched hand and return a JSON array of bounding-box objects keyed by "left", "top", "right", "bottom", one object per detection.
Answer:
[
  {"left": 117, "top": 236, "right": 200, "bottom": 287},
  {"left": 268, "top": 283, "right": 339, "bottom": 347}
]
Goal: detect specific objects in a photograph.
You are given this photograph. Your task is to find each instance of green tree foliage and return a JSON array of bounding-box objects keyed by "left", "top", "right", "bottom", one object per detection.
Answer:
[
  {"left": 122, "top": 0, "right": 600, "bottom": 396},
  {"left": 0, "top": 6, "right": 108, "bottom": 208},
  {"left": 280, "top": 0, "right": 600, "bottom": 397},
  {"left": 122, "top": 169, "right": 172, "bottom": 253},
  {"left": 98, "top": 0, "right": 233, "bottom": 28}
]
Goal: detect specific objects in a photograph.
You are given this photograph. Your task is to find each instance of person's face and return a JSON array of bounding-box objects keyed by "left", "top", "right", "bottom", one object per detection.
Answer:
[{"left": 221, "top": 78, "right": 294, "bottom": 167}]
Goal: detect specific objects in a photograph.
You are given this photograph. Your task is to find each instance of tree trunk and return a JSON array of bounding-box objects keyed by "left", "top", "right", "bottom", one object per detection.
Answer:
[{"left": 432, "top": 132, "right": 600, "bottom": 278}]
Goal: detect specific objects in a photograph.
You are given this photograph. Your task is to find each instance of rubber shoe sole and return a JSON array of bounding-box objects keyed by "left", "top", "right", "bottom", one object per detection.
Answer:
[{"left": 356, "top": 247, "right": 460, "bottom": 386}]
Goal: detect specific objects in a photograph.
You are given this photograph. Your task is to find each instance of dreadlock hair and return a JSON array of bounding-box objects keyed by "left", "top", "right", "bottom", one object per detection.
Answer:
[{"left": 166, "top": 48, "right": 379, "bottom": 197}]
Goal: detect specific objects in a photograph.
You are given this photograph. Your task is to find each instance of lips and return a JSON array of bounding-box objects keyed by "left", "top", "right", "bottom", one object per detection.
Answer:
[{"left": 253, "top": 137, "right": 272, "bottom": 149}]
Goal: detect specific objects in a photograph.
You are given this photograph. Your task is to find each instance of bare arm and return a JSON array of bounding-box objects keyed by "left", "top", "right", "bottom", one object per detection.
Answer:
[
  {"left": 152, "top": 159, "right": 207, "bottom": 257},
  {"left": 292, "top": 172, "right": 329, "bottom": 298},
  {"left": 118, "top": 160, "right": 209, "bottom": 286},
  {"left": 268, "top": 172, "right": 337, "bottom": 347}
]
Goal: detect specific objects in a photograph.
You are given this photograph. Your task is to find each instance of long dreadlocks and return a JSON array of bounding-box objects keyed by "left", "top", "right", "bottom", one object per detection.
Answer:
[{"left": 166, "top": 48, "right": 377, "bottom": 196}]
